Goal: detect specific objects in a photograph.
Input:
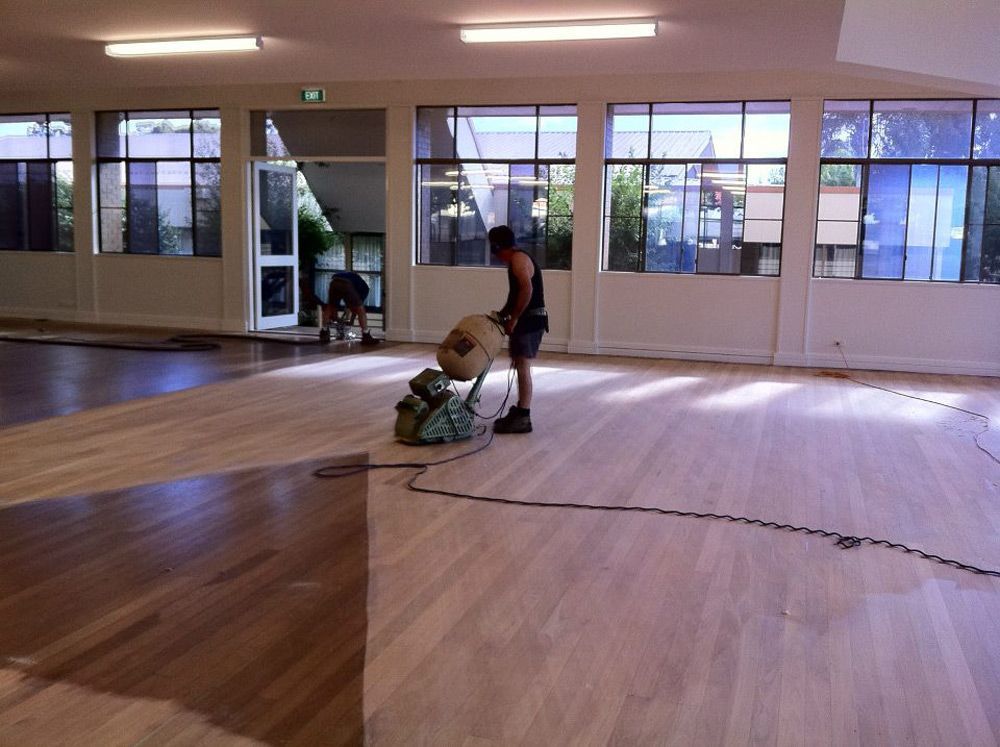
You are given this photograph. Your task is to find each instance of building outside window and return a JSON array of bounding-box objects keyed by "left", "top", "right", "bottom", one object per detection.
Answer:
[
  {"left": 815, "top": 99, "right": 1000, "bottom": 283},
  {"left": 415, "top": 105, "right": 576, "bottom": 269},
  {"left": 96, "top": 110, "right": 221, "bottom": 256},
  {"left": 0, "top": 113, "right": 73, "bottom": 252},
  {"left": 604, "top": 101, "right": 790, "bottom": 275}
]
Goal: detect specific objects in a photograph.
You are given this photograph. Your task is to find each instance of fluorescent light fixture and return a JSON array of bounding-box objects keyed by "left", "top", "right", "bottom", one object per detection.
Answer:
[
  {"left": 460, "top": 18, "right": 657, "bottom": 44},
  {"left": 105, "top": 35, "right": 262, "bottom": 57}
]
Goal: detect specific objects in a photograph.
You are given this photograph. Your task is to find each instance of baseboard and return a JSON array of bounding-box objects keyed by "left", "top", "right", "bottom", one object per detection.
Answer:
[
  {"left": 801, "top": 353, "right": 1000, "bottom": 377},
  {"left": 595, "top": 342, "right": 775, "bottom": 365}
]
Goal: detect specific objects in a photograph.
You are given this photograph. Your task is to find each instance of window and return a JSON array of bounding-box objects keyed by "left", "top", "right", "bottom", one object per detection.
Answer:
[
  {"left": 815, "top": 99, "right": 1000, "bottom": 283},
  {"left": 0, "top": 113, "right": 73, "bottom": 251},
  {"left": 415, "top": 105, "right": 576, "bottom": 269},
  {"left": 603, "top": 101, "right": 789, "bottom": 275},
  {"left": 96, "top": 110, "right": 221, "bottom": 256}
]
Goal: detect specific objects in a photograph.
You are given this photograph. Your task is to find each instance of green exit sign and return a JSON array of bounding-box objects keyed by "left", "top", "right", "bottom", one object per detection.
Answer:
[{"left": 301, "top": 88, "right": 326, "bottom": 103}]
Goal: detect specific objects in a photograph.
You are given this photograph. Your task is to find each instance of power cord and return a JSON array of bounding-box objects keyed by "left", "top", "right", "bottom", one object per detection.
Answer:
[
  {"left": 314, "top": 433, "right": 1000, "bottom": 579},
  {"left": 827, "top": 342, "right": 999, "bottom": 466}
]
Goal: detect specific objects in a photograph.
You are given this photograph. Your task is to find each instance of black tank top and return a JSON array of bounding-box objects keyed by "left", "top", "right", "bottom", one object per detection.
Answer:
[{"left": 505, "top": 251, "right": 547, "bottom": 334}]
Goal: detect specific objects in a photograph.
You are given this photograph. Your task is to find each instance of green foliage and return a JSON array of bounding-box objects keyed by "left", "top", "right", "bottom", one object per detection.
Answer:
[{"left": 607, "top": 164, "right": 644, "bottom": 271}]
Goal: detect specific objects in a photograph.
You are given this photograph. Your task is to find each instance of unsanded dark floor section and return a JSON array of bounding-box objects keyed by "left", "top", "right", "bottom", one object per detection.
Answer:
[
  {"left": 0, "top": 456, "right": 369, "bottom": 745},
  {"left": 0, "top": 325, "right": 344, "bottom": 427}
]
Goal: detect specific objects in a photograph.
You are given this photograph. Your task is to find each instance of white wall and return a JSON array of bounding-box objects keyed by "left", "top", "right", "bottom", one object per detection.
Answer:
[{"left": 0, "top": 70, "right": 997, "bottom": 374}]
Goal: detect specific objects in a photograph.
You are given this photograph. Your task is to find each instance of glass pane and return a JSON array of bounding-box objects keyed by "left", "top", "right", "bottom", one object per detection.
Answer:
[
  {"left": 538, "top": 106, "right": 577, "bottom": 159},
  {"left": 417, "top": 164, "right": 457, "bottom": 264},
  {"left": 816, "top": 160, "right": 860, "bottom": 277},
  {"left": 26, "top": 161, "right": 53, "bottom": 250},
  {"left": 457, "top": 106, "right": 536, "bottom": 160},
  {"left": 974, "top": 100, "right": 1000, "bottom": 159},
  {"left": 47, "top": 114, "right": 73, "bottom": 159},
  {"left": 352, "top": 233, "right": 384, "bottom": 271},
  {"left": 55, "top": 161, "right": 74, "bottom": 252},
  {"left": 904, "top": 164, "right": 937, "bottom": 280},
  {"left": 0, "top": 114, "right": 47, "bottom": 159},
  {"left": 681, "top": 164, "right": 700, "bottom": 273},
  {"left": 415, "top": 107, "right": 454, "bottom": 159},
  {"left": 818, "top": 164, "right": 862, "bottom": 221},
  {"left": 456, "top": 163, "right": 497, "bottom": 266},
  {"left": 127, "top": 162, "right": 158, "bottom": 253},
  {"left": 871, "top": 100, "right": 973, "bottom": 159},
  {"left": 258, "top": 169, "right": 294, "bottom": 256},
  {"left": 821, "top": 100, "right": 870, "bottom": 158},
  {"left": 743, "top": 102, "right": 790, "bottom": 158},
  {"left": 0, "top": 162, "right": 21, "bottom": 249},
  {"left": 605, "top": 216, "right": 641, "bottom": 271},
  {"left": 607, "top": 164, "right": 643, "bottom": 217},
  {"left": 645, "top": 164, "right": 686, "bottom": 272},
  {"left": 509, "top": 164, "right": 542, "bottom": 256},
  {"left": 651, "top": 102, "right": 741, "bottom": 159},
  {"left": 192, "top": 110, "right": 221, "bottom": 158},
  {"left": 861, "top": 164, "right": 908, "bottom": 278},
  {"left": 608, "top": 103, "right": 648, "bottom": 159},
  {"left": 981, "top": 224, "right": 1000, "bottom": 283},
  {"left": 743, "top": 243, "right": 780, "bottom": 275},
  {"left": 931, "top": 165, "right": 966, "bottom": 281},
  {"left": 127, "top": 110, "right": 192, "bottom": 158},
  {"left": 746, "top": 164, "right": 784, "bottom": 220},
  {"left": 545, "top": 164, "right": 574, "bottom": 270},
  {"left": 260, "top": 267, "right": 294, "bottom": 316},
  {"left": 96, "top": 112, "right": 126, "bottom": 158},
  {"left": 156, "top": 161, "right": 192, "bottom": 255},
  {"left": 814, "top": 242, "right": 858, "bottom": 278},
  {"left": 698, "top": 164, "right": 745, "bottom": 274},
  {"left": 98, "top": 162, "right": 125, "bottom": 253},
  {"left": 195, "top": 163, "right": 221, "bottom": 256}
]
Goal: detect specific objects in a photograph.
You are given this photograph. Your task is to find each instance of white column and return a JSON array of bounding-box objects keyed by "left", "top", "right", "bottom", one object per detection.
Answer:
[
  {"left": 568, "top": 101, "right": 606, "bottom": 354},
  {"left": 385, "top": 105, "right": 415, "bottom": 340},
  {"left": 220, "top": 106, "right": 250, "bottom": 331},
  {"left": 72, "top": 108, "right": 97, "bottom": 322},
  {"left": 773, "top": 98, "right": 823, "bottom": 366}
]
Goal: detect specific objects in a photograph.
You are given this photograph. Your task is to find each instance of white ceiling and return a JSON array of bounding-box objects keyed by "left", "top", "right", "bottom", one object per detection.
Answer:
[{"left": 0, "top": 0, "right": 993, "bottom": 95}]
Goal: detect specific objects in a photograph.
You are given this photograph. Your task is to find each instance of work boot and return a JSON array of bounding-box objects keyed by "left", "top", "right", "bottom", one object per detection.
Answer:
[
  {"left": 361, "top": 331, "right": 380, "bottom": 346},
  {"left": 494, "top": 406, "right": 532, "bottom": 434},
  {"left": 319, "top": 327, "right": 331, "bottom": 343}
]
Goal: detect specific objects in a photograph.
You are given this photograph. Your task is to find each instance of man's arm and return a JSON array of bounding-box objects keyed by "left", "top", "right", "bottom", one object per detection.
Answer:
[{"left": 504, "top": 252, "right": 534, "bottom": 334}]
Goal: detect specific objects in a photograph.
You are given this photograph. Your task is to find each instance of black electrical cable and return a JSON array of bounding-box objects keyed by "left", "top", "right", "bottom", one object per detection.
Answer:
[
  {"left": 0, "top": 332, "right": 220, "bottom": 352},
  {"left": 831, "top": 343, "right": 1000, "bottom": 466},
  {"left": 314, "top": 427, "right": 1000, "bottom": 578}
]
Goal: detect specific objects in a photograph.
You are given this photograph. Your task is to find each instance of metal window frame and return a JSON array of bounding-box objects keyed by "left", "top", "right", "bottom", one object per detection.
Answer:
[
  {"left": 95, "top": 108, "right": 221, "bottom": 257},
  {"left": 414, "top": 103, "right": 579, "bottom": 268}
]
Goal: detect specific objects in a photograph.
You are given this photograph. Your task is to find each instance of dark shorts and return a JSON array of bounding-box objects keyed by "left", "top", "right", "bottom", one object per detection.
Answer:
[
  {"left": 328, "top": 277, "right": 364, "bottom": 310},
  {"left": 509, "top": 328, "right": 544, "bottom": 359}
]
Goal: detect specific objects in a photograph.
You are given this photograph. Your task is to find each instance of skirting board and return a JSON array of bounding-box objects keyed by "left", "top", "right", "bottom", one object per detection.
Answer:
[
  {"left": 781, "top": 352, "right": 1000, "bottom": 378},
  {"left": 0, "top": 308, "right": 242, "bottom": 333}
]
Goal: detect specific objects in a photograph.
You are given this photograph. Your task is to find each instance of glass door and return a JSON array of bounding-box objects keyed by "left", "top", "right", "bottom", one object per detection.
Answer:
[{"left": 252, "top": 162, "right": 298, "bottom": 330}]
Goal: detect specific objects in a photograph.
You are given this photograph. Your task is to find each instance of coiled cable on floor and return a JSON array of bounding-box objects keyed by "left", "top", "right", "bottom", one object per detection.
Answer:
[{"left": 314, "top": 429, "right": 1000, "bottom": 579}]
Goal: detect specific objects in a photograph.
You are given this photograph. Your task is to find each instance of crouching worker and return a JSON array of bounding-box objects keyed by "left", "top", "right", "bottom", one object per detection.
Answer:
[
  {"left": 321, "top": 271, "right": 379, "bottom": 346},
  {"left": 489, "top": 225, "right": 547, "bottom": 434}
]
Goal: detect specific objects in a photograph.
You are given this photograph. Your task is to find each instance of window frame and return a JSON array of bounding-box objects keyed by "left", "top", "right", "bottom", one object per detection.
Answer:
[
  {"left": 414, "top": 104, "right": 577, "bottom": 269},
  {"left": 814, "top": 98, "right": 1000, "bottom": 283},
  {"left": 603, "top": 100, "right": 790, "bottom": 276},
  {"left": 0, "top": 112, "right": 74, "bottom": 252},
  {"left": 95, "top": 109, "right": 221, "bottom": 257}
]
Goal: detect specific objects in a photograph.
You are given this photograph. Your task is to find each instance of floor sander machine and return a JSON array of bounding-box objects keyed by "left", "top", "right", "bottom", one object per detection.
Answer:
[{"left": 394, "top": 312, "right": 507, "bottom": 444}]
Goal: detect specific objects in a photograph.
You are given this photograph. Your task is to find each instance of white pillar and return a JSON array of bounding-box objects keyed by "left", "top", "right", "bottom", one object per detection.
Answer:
[
  {"left": 385, "top": 104, "right": 415, "bottom": 340},
  {"left": 568, "top": 101, "right": 606, "bottom": 354},
  {"left": 219, "top": 106, "right": 250, "bottom": 332},
  {"left": 773, "top": 98, "right": 823, "bottom": 366}
]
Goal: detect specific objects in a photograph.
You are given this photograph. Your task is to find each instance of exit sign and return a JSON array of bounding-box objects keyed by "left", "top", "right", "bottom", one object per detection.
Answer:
[{"left": 301, "top": 88, "right": 326, "bottom": 103}]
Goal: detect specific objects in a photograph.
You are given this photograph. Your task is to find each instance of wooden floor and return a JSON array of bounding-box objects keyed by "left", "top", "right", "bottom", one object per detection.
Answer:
[{"left": 0, "top": 333, "right": 998, "bottom": 745}]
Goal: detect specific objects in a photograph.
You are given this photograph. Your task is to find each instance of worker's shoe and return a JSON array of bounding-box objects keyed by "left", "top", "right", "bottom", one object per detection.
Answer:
[
  {"left": 318, "top": 327, "right": 331, "bottom": 343},
  {"left": 360, "top": 331, "right": 380, "bottom": 346},
  {"left": 494, "top": 406, "right": 532, "bottom": 434}
]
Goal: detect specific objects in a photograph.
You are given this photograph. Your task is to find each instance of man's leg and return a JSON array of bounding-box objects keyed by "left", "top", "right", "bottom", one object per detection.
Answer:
[{"left": 514, "top": 356, "right": 532, "bottom": 409}]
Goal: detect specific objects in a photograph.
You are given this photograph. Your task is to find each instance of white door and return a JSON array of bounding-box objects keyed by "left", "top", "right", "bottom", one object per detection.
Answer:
[{"left": 252, "top": 163, "right": 299, "bottom": 330}]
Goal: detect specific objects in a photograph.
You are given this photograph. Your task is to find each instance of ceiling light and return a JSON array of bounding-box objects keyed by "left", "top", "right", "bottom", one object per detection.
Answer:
[
  {"left": 460, "top": 19, "right": 657, "bottom": 44},
  {"left": 105, "top": 35, "right": 262, "bottom": 57}
]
